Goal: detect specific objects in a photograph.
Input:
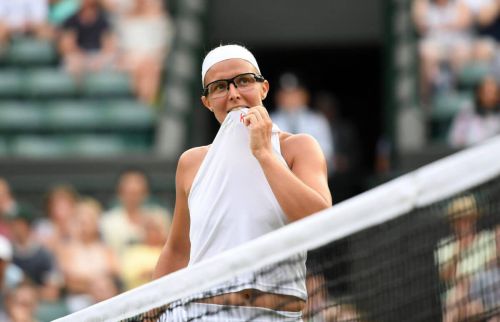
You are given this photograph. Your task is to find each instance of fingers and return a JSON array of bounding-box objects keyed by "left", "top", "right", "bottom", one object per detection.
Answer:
[
  {"left": 243, "top": 112, "right": 258, "bottom": 127},
  {"left": 243, "top": 106, "right": 271, "bottom": 128},
  {"left": 254, "top": 105, "right": 271, "bottom": 120}
]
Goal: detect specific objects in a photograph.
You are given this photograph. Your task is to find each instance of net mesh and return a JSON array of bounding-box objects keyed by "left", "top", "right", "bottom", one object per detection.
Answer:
[{"left": 55, "top": 136, "right": 500, "bottom": 322}]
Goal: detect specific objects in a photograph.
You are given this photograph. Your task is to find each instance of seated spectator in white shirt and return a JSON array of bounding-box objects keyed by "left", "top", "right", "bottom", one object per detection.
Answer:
[
  {"left": 271, "top": 73, "right": 334, "bottom": 166},
  {"left": 448, "top": 75, "right": 500, "bottom": 147},
  {"left": 462, "top": 0, "right": 499, "bottom": 62},
  {"left": 412, "top": 0, "right": 473, "bottom": 101},
  {"left": 0, "top": 0, "right": 53, "bottom": 46},
  {"left": 100, "top": 169, "right": 171, "bottom": 259},
  {"left": 115, "top": 0, "right": 174, "bottom": 105}
]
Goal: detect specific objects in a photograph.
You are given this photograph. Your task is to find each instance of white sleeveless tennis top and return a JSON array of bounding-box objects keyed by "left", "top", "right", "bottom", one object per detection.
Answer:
[{"left": 188, "top": 108, "right": 307, "bottom": 300}]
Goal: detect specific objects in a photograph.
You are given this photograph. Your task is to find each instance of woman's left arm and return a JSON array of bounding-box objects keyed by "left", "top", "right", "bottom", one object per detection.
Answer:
[{"left": 244, "top": 106, "right": 332, "bottom": 222}]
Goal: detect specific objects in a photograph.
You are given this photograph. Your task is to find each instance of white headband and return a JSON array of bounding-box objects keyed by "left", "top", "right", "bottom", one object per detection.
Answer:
[{"left": 201, "top": 45, "right": 260, "bottom": 85}]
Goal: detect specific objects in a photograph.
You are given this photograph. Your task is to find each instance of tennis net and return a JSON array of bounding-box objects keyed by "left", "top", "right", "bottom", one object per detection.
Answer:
[{"left": 55, "top": 136, "right": 500, "bottom": 322}]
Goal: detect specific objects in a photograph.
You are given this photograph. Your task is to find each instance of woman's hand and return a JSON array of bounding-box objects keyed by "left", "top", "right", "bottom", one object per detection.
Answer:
[{"left": 242, "top": 106, "right": 274, "bottom": 160}]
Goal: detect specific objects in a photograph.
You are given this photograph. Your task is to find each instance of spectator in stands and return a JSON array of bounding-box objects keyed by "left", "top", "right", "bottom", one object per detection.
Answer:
[
  {"left": 0, "top": 179, "right": 37, "bottom": 240},
  {"left": 57, "top": 198, "right": 120, "bottom": 312},
  {"left": 466, "top": 0, "right": 500, "bottom": 83},
  {"left": 8, "top": 209, "right": 61, "bottom": 302},
  {"left": 115, "top": 0, "right": 174, "bottom": 105},
  {"left": 271, "top": 73, "right": 334, "bottom": 164},
  {"left": 462, "top": 0, "right": 499, "bottom": 61},
  {"left": 0, "top": 282, "right": 39, "bottom": 322},
  {"left": 315, "top": 92, "right": 360, "bottom": 176},
  {"left": 58, "top": 0, "right": 117, "bottom": 77},
  {"left": 101, "top": 0, "right": 134, "bottom": 17},
  {"left": 463, "top": 0, "right": 500, "bottom": 40},
  {"left": 304, "top": 272, "right": 364, "bottom": 322},
  {"left": 86, "top": 273, "right": 120, "bottom": 305},
  {"left": 448, "top": 75, "right": 500, "bottom": 147},
  {"left": 0, "top": 236, "right": 24, "bottom": 314},
  {"left": 0, "top": 179, "right": 19, "bottom": 221},
  {"left": 412, "top": 0, "right": 473, "bottom": 102},
  {"left": 468, "top": 256, "right": 500, "bottom": 322},
  {"left": 463, "top": 0, "right": 499, "bottom": 22},
  {"left": 314, "top": 92, "right": 363, "bottom": 202},
  {"left": 121, "top": 212, "right": 168, "bottom": 290},
  {"left": 0, "top": 0, "right": 53, "bottom": 46},
  {"left": 0, "top": 179, "right": 19, "bottom": 238},
  {"left": 435, "top": 195, "right": 499, "bottom": 322},
  {"left": 304, "top": 272, "right": 329, "bottom": 321},
  {"left": 34, "top": 185, "right": 79, "bottom": 253},
  {"left": 101, "top": 169, "right": 170, "bottom": 259}
]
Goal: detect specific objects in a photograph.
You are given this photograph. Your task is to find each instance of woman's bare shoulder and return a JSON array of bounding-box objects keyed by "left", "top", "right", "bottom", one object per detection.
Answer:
[
  {"left": 180, "top": 146, "right": 210, "bottom": 164},
  {"left": 177, "top": 146, "right": 210, "bottom": 183},
  {"left": 279, "top": 132, "right": 322, "bottom": 167},
  {"left": 174, "top": 146, "right": 211, "bottom": 195},
  {"left": 279, "top": 132, "right": 320, "bottom": 153}
]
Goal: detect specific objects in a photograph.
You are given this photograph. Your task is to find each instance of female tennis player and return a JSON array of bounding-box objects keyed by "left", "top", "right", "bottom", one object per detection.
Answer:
[{"left": 153, "top": 44, "right": 332, "bottom": 321}]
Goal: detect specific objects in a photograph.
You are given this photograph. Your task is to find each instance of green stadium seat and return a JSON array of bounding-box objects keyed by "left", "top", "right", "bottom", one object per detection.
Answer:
[
  {"left": 11, "top": 135, "right": 141, "bottom": 157},
  {"left": 25, "top": 69, "right": 78, "bottom": 98},
  {"left": 72, "top": 135, "right": 128, "bottom": 156},
  {"left": 82, "top": 71, "right": 132, "bottom": 97},
  {"left": 36, "top": 300, "right": 70, "bottom": 322},
  {"left": 430, "top": 90, "right": 473, "bottom": 142},
  {"left": 46, "top": 101, "right": 105, "bottom": 130},
  {"left": 104, "top": 100, "right": 155, "bottom": 129},
  {"left": 0, "top": 47, "right": 8, "bottom": 64},
  {"left": 457, "top": 62, "right": 490, "bottom": 89},
  {"left": 6, "top": 38, "right": 57, "bottom": 66},
  {"left": 0, "top": 101, "right": 45, "bottom": 130},
  {"left": 431, "top": 90, "right": 473, "bottom": 121},
  {"left": 0, "top": 69, "right": 24, "bottom": 98},
  {"left": 0, "top": 137, "right": 8, "bottom": 155},
  {"left": 11, "top": 135, "right": 72, "bottom": 157}
]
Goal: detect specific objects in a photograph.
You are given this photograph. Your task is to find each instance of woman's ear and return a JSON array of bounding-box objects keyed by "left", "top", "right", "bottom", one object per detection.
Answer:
[
  {"left": 261, "top": 80, "right": 270, "bottom": 101},
  {"left": 201, "top": 96, "right": 213, "bottom": 112}
]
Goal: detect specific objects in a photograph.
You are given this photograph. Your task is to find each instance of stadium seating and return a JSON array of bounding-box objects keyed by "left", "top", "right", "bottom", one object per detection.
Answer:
[
  {"left": 0, "top": 137, "right": 8, "bottom": 155},
  {"left": 25, "top": 68, "right": 79, "bottom": 98},
  {"left": 0, "top": 101, "right": 46, "bottom": 131},
  {"left": 0, "top": 69, "right": 24, "bottom": 98},
  {"left": 431, "top": 90, "right": 472, "bottom": 120},
  {"left": 36, "top": 300, "right": 70, "bottom": 322},
  {"left": 457, "top": 61, "right": 490, "bottom": 90},
  {"left": 104, "top": 100, "right": 155, "bottom": 130},
  {"left": 0, "top": 37, "right": 156, "bottom": 157},
  {"left": 46, "top": 101, "right": 106, "bottom": 130},
  {"left": 11, "top": 135, "right": 72, "bottom": 157},
  {"left": 82, "top": 71, "right": 133, "bottom": 98},
  {"left": 72, "top": 135, "right": 131, "bottom": 156},
  {"left": 430, "top": 90, "right": 473, "bottom": 141},
  {"left": 4, "top": 38, "right": 57, "bottom": 66}
]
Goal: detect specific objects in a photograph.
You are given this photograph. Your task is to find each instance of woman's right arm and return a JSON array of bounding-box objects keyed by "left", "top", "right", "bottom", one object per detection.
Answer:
[{"left": 152, "top": 152, "right": 193, "bottom": 279}]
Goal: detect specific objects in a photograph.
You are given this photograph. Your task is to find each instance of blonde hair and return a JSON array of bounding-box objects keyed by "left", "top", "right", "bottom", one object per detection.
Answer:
[
  {"left": 76, "top": 197, "right": 103, "bottom": 219},
  {"left": 447, "top": 195, "right": 479, "bottom": 220}
]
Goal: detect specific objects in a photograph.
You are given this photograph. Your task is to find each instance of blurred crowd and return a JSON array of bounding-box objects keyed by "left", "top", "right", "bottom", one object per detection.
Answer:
[
  {"left": 435, "top": 194, "right": 500, "bottom": 322},
  {"left": 271, "top": 72, "right": 363, "bottom": 203},
  {"left": 0, "top": 170, "right": 171, "bottom": 321},
  {"left": 0, "top": 0, "right": 174, "bottom": 105},
  {"left": 412, "top": 0, "right": 500, "bottom": 147}
]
